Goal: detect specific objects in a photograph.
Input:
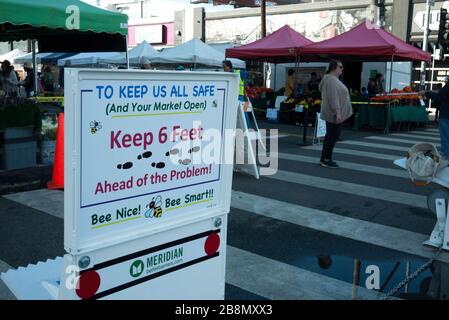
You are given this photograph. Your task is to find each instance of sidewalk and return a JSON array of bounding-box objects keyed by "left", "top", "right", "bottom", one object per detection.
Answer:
[{"left": 0, "top": 165, "right": 52, "bottom": 196}]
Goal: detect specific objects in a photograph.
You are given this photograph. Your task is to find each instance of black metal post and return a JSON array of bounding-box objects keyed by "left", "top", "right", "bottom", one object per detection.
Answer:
[{"left": 297, "top": 107, "right": 311, "bottom": 146}]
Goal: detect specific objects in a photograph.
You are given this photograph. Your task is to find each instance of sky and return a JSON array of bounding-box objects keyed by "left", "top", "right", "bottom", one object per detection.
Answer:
[
  {"left": 82, "top": 0, "right": 234, "bottom": 13},
  {"left": 81, "top": 0, "right": 237, "bottom": 23}
]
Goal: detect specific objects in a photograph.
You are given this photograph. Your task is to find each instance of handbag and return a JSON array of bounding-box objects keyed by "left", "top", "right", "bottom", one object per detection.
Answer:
[{"left": 406, "top": 142, "right": 441, "bottom": 186}]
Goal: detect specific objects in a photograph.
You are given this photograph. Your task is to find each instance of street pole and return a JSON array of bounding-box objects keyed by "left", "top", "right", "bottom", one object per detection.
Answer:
[
  {"left": 420, "top": 0, "right": 434, "bottom": 90},
  {"left": 261, "top": 0, "right": 266, "bottom": 38},
  {"left": 261, "top": 0, "right": 267, "bottom": 87},
  {"left": 429, "top": 43, "right": 436, "bottom": 110}
]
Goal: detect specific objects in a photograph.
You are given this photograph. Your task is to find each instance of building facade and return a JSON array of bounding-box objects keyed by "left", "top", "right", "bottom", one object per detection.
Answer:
[{"left": 201, "top": 0, "right": 449, "bottom": 89}]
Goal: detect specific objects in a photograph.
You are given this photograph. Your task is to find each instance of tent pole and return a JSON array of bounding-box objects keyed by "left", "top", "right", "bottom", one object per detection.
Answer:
[
  {"left": 125, "top": 35, "right": 129, "bottom": 69},
  {"left": 273, "top": 63, "right": 277, "bottom": 91},
  {"left": 389, "top": 55, "right": 394, "bottom": 92},
  {"left": 295, "top": 54, "right": 301, "bottom": 94},
  {"left": 32, "top": 40, "right": 38, "bottom": 96}
]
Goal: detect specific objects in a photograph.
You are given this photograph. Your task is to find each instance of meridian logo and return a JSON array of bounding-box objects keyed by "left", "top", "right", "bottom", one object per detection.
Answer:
[{"left": 130, "top": 260, "right": 145, "bottom": 278}]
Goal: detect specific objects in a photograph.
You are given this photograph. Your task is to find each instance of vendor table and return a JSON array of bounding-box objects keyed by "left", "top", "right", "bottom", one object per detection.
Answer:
[
  {"left": 353, "top": 102, "right": 428, "bottom": 134},
  {"left": 249, "top": 97, "right": 272, "bottom": 119},
  {"left": 29, "top": 96, "right": 64, "bottom": 115}
]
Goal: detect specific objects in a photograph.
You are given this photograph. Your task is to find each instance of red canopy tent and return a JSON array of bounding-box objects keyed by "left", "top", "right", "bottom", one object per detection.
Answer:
[
  {"left": 300, "top": 20, "right": 431, "bottom": 62},
  {"left": 226, "top": 25, "right": 313, "bottom": 63}
]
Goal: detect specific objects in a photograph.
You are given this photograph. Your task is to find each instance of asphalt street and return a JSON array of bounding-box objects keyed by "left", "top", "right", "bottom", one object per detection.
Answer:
[{"left": 1, "top": 121, "right": 448, "bottom": 300}]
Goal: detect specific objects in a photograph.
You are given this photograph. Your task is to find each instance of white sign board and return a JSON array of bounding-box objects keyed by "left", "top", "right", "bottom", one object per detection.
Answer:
[
  {"left": 413, "top": 10, "right": 441, "bottom": 32},
  {"left": 64, "top": 69, "right": 239, "bottom": 253},
  {"left": 316, "top": 112, "right": 327, "bottom": 138},
  {"left": 134, "top": 24, "right": 164, "bottom": 44},
  {"left": 58, "top": 218, "right": 227, "bottom": 300}
]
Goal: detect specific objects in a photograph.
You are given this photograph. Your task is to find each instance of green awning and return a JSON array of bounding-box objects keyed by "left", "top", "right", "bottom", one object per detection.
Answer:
[
  {"left": 0, "top": 0, "right": 128, "bottom": 52},
  {"left": 0, "top": 0, "right": 128, "bottom": 41}
]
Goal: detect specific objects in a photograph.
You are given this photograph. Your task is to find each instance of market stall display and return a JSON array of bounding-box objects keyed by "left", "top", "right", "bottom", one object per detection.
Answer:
[
  {"left": 227, "top": 21, "right": 431, "bottom": 136},
  {"left": 353, "top": 86, "right": 428, "bottom": 133},
  {"left": 226, "top": 25, "right": 314, "bottom": 123},
  {"left": 0, "top": 99, "right": 41, "bottom": 170},
  {"left": 244, "top": 86, "right": 274, "bottom": 117}
]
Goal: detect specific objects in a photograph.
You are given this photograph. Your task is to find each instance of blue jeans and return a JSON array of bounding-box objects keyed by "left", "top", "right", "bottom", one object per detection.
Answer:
[{"left": 440, "top": 118, "right": 449, "bottom": 158}]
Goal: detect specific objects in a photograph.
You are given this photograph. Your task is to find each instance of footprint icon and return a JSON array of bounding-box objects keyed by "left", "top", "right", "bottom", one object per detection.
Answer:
[
  {"left": 165, "top": 148, "right": 180, "bottom": 157},
  {"left": 117, "top": 162, "right": 133, "bottom": 170},
  {"left": 179, "top": 159, "right": 191, "bottom": 165},
  {"left": 137, "top": 151, "right": 152, "bottom": 160},
  {"left": 151, "top": 162, "right": 166, "bottom": 169},
  {"left": 188, "top": 146, "right": 200, "bottom": 154}
]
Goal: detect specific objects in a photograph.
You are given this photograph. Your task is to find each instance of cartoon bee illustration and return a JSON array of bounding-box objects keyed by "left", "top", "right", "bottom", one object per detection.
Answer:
[
  {"left": 144, "top": 195, "right": 163, "bottom": 218},
  {"left": 90, "top": 120, "right": 102, "bottom": 134}
]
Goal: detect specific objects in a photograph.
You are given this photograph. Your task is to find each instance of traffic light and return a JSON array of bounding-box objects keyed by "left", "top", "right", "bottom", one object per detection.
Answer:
[
  {"left": 375, "top": 0, "right": 386, "bottom": 28},
  {"left": 438, "top": 43, "right": 446, "bottom": 61},
  {"left": 438, "top": 8, "right": 449, "bottom": 44}
]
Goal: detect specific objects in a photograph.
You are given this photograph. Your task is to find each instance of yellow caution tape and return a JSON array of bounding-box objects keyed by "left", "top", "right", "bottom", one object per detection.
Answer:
[
  {"left": 351, "top": 102, "right": 391, "bottom": 105},
  {"left": 31, "top": 96, "right": 64, "bottom": 104}
]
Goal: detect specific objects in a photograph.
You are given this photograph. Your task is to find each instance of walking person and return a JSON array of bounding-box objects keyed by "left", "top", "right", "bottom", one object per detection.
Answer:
[
  {"left": 0, "top": 60, "right": 18, "bottom": 97},
  {"left": 319, "top": 61, "right": 353, "bottom": 168},
  {"left": 420, "top": 76, "right": 449, "bottom": 160}
]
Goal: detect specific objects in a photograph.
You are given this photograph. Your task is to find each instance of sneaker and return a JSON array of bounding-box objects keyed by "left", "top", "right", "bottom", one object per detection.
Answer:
[
  {"left": 320, "top": 159, "right": 337, "bottom": 164},
  {"left": 320, "top": 160, "right": 339, "bottom": 168}
]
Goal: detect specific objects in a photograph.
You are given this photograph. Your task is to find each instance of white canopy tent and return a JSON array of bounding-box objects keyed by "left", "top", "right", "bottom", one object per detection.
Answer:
[
  {"left": 0, "top": 49, "right": 26, "bottom": 63},
  {"left": 13, "top": 52, "right": 53, "bottom": 64},
  {"left": 151, "top": 38, "right": 245, "bottom": 69},
  {"left": 57, "top": 52, "right": 120, "bottom": 66},
  {"left": 97, "top": 40, "right": 158, "bottom": 65}
]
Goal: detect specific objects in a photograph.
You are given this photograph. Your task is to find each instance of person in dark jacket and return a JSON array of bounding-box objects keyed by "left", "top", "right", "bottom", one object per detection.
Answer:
[
  {"left": 307, "top": 72, "right": 321, "bottom": 92},
  {"left": 21, "top": 62, "right": 34, "bottom": 96},
  {"left": 421, "top": 77, "right": 449, "bottom": 159},
  {"left": 367, "top": 73, "right": 384, "bottom": 96}
]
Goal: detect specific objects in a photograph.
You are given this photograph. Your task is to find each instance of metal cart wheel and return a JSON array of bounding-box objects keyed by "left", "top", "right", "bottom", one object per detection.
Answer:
[{"left": 427, "top": 188, "right": 449, "bottom": 214}]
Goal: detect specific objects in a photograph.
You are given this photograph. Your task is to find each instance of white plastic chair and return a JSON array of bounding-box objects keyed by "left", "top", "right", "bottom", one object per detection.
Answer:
[{"left": 274, "top": 95, "right": 287, "bottom": 110}]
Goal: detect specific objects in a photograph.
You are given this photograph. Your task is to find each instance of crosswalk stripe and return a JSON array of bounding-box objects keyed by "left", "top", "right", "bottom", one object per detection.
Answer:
[
  {"left": 389, "top": 133, "right": 440, "bottom": 141},
  {"left": 425, "top": 129, "right": 440, "bottom": 133},
  {"left": 265, "top": 169, "right": 427, "bottom": 208},
  {"left": 277, "top": 152, "right": 409, "bottom": 178},
  {"left": 365, "top": 136, "right": 441, "bottom": 146},
  {"left": 231, "top": 191, "right": 449, "bottom": 264},
  {"left": 226, "top": 246, "right": 386, "bottom": 300},
  {"left": 0, "top": 260, "right": 15, "bottom": 300},
  {"left": 339, "top": 140, "right": 411, "bottom": 152},
  {"left": 3, "top": 189, "right": 64, "bottom": 219},
  {"left": 365, "top": 135, "right": 438, "bottom": 144},
  {"left": 403, "top": 131, "right": 440, "bottom": 137},
  {"left": 302, "top": 145, "right": 401, "bottom": 161}
]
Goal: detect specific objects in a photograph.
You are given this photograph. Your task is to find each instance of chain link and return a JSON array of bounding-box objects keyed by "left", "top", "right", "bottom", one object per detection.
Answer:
[{"left": 380, "top": 246, "right": 443, "bottom": 300}]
